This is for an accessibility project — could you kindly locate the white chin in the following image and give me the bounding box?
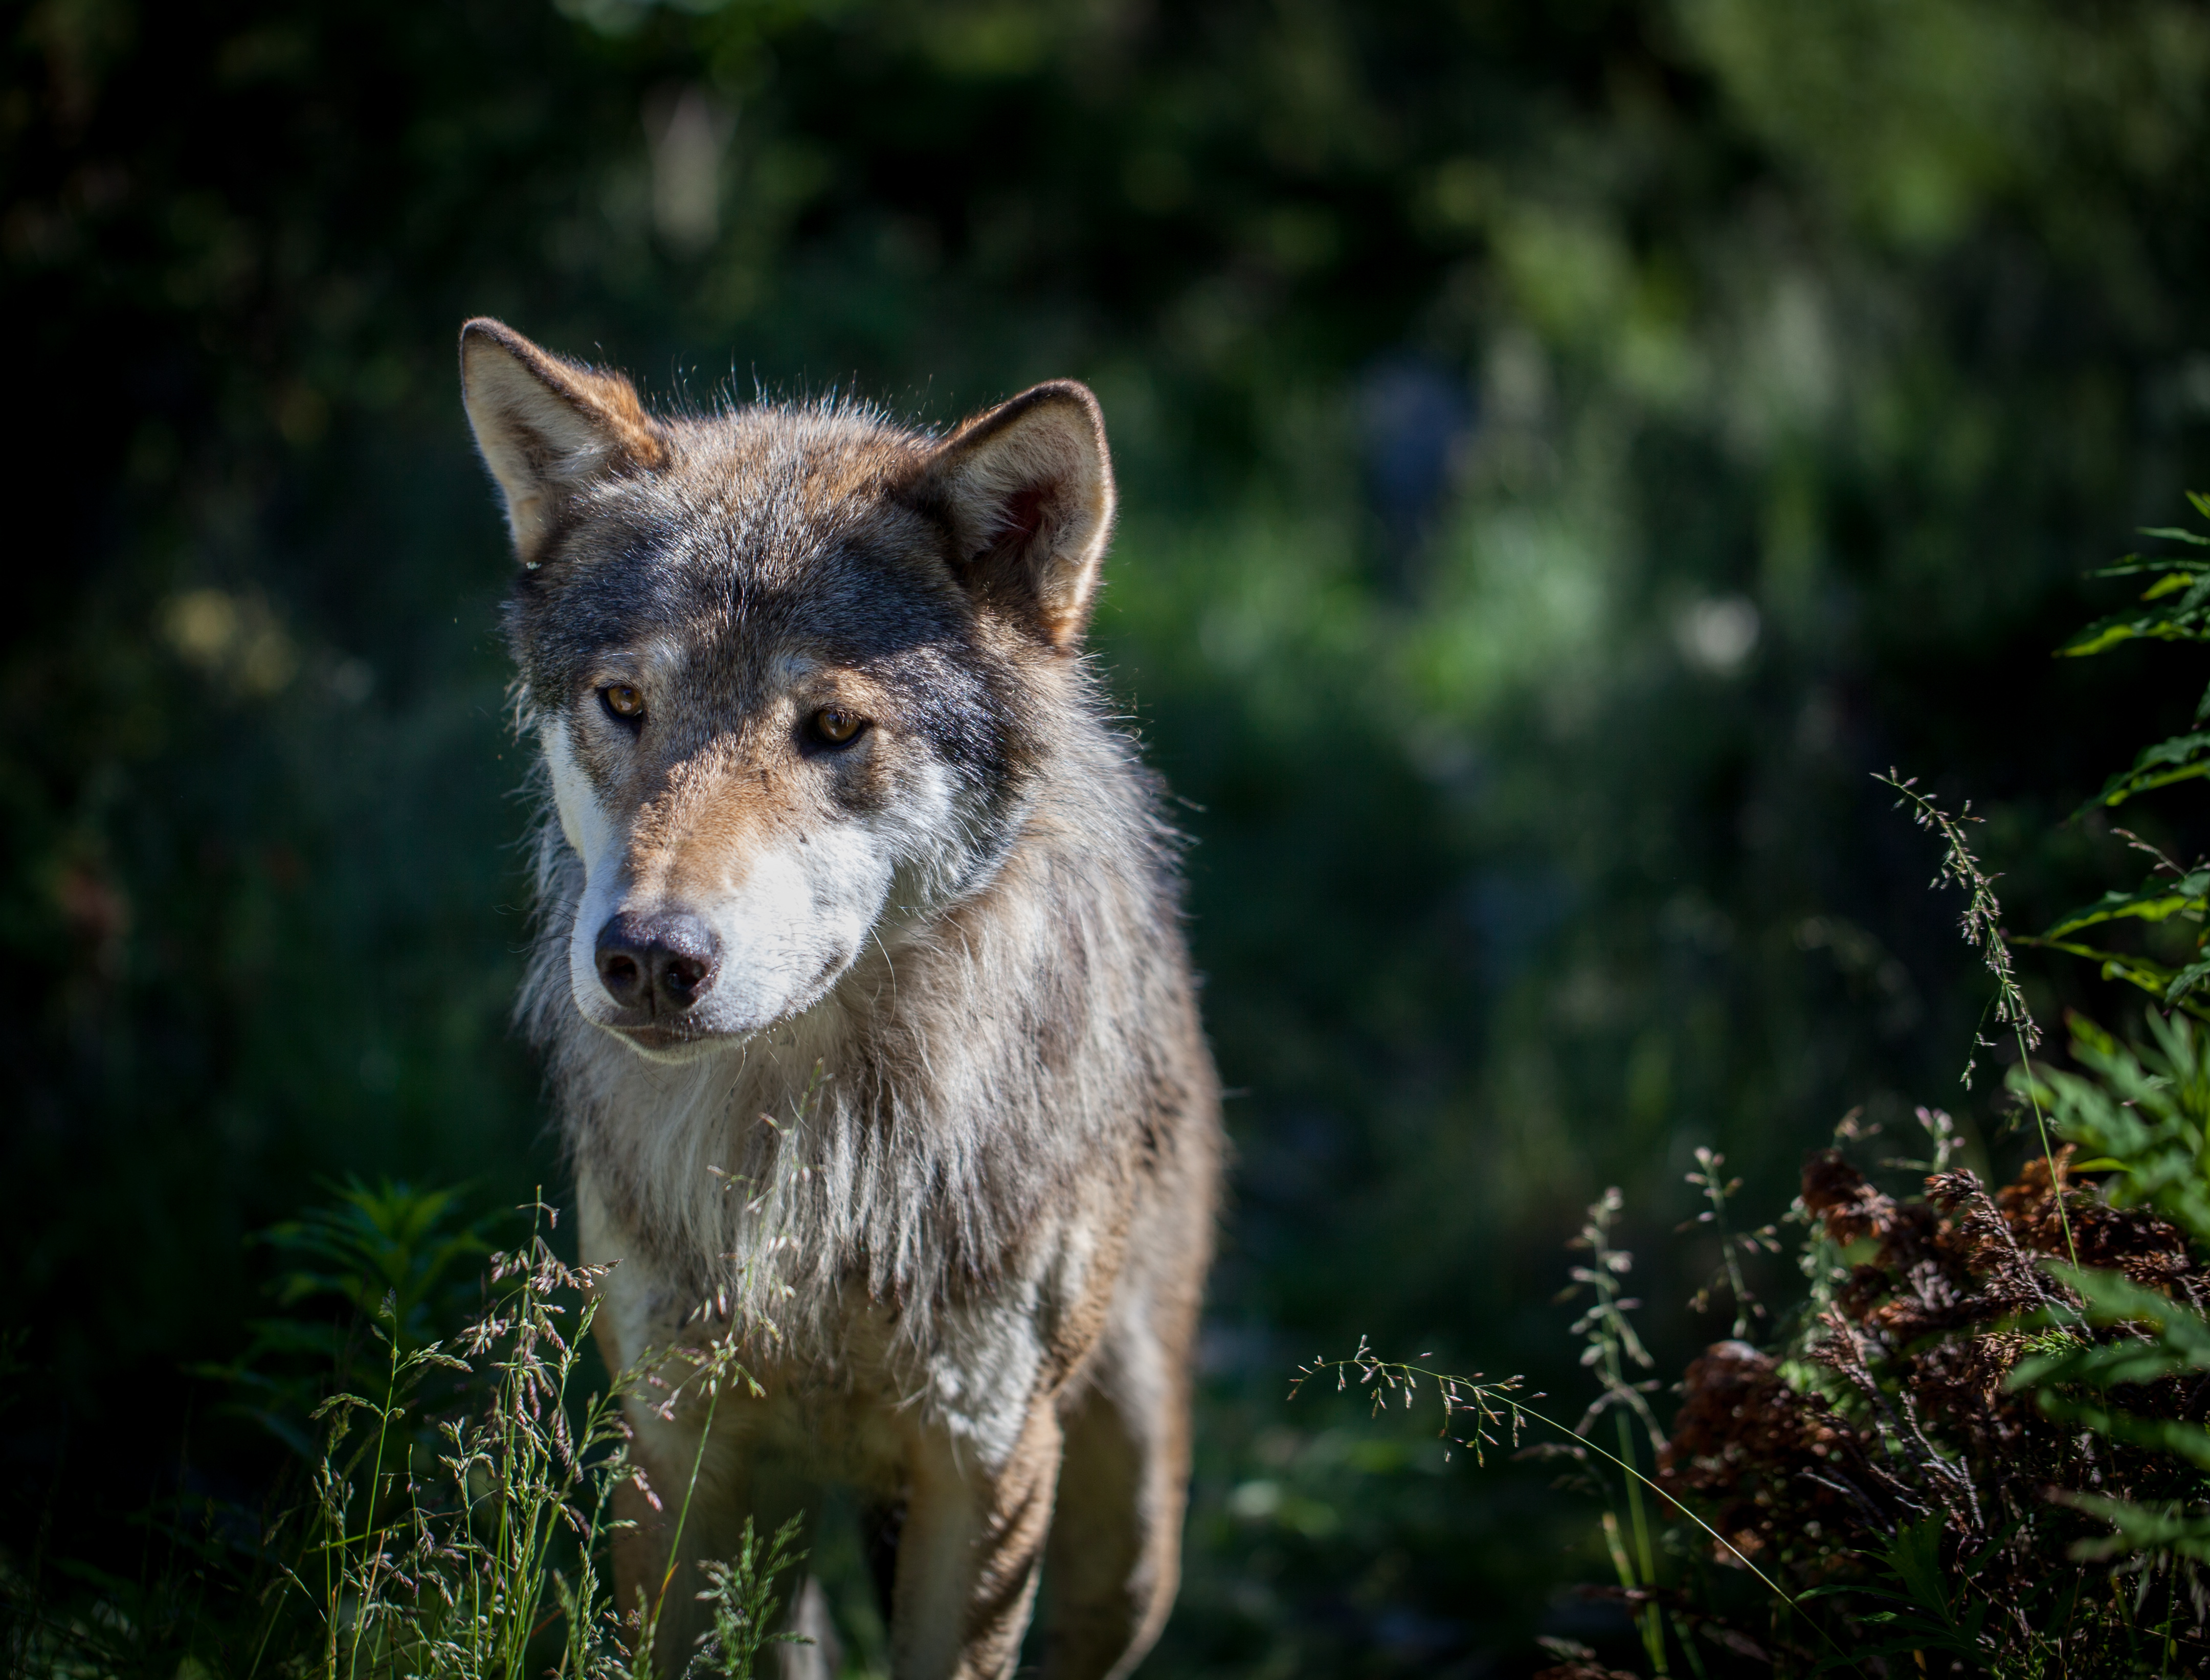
[575,1006,761,1065]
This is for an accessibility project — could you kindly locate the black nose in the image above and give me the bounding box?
[595,910,720,1016]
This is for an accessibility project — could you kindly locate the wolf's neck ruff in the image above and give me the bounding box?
[523,708,1173,1357]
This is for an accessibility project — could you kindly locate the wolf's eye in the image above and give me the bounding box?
[811,706,866,746]
[601,684,646,723]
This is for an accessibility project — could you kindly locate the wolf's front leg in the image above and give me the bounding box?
[613,1395,767,1672]
[613,1398,833,1679]
[892,1397,1064,1680]
[1037,1282,1197,1680]
[612,1400,724,1669]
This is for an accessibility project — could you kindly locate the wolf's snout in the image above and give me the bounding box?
[594,910,719,1015]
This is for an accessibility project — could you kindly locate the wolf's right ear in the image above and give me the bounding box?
[459,319,667,566]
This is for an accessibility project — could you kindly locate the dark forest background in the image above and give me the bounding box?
[8,0,2210,1672]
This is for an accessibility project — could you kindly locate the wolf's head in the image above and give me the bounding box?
[459,319,1115,1063]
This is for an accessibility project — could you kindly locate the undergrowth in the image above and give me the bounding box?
[21,503,2210,1678]
[1308,495,2210,1677]
[2,1188,803,1680]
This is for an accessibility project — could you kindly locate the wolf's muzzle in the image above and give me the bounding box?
[594,909,719,1018]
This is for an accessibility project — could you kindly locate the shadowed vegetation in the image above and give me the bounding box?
[9,0,2210,1672]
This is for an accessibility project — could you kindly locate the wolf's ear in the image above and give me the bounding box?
[459,318,667,566]
[914,380,1116,649]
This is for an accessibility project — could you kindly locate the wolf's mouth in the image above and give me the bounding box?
[592,1016,751,1065]
[609,1020,713,1052]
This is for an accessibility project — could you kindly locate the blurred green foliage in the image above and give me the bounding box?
[8,0,2210,1671]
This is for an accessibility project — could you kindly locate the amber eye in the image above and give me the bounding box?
[811,706,865,746]
[600,683,645,722]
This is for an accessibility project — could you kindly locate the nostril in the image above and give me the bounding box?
[648,916,718,1011]
[594,915,652,1006]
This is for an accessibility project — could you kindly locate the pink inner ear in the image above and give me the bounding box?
[989,485,1051,557]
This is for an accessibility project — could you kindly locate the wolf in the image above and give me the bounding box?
[458,319,1221,1680]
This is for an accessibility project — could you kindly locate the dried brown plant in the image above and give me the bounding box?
[1659,1147,2210,1672]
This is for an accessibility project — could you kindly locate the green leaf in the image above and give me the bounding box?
[2091,552,2210,578]
[2043,870,2210,937]
[2020,1015,2210,1237]
[1806,1520,1988,1669]
[1882,1516,1954,1627]
[2011,1266,2210,1470]
[2015,938,2210,1023]
[258,1175,495,1349]
[2063,549,2210,652]
[2075,732,2210,814]
[2168,955,2210,1008]
[2056,1401,2210,1471]
[2060,601,2210,655]
[2055,1493,2210,1563]
[2056,1264,2210,1362]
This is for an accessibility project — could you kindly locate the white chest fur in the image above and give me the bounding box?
[577,1167,1052,1481]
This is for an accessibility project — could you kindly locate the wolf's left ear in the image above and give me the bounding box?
[459,318,667,566]
[913,380,1116,649]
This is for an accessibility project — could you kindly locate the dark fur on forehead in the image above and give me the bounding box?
[503,396,1041,792]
